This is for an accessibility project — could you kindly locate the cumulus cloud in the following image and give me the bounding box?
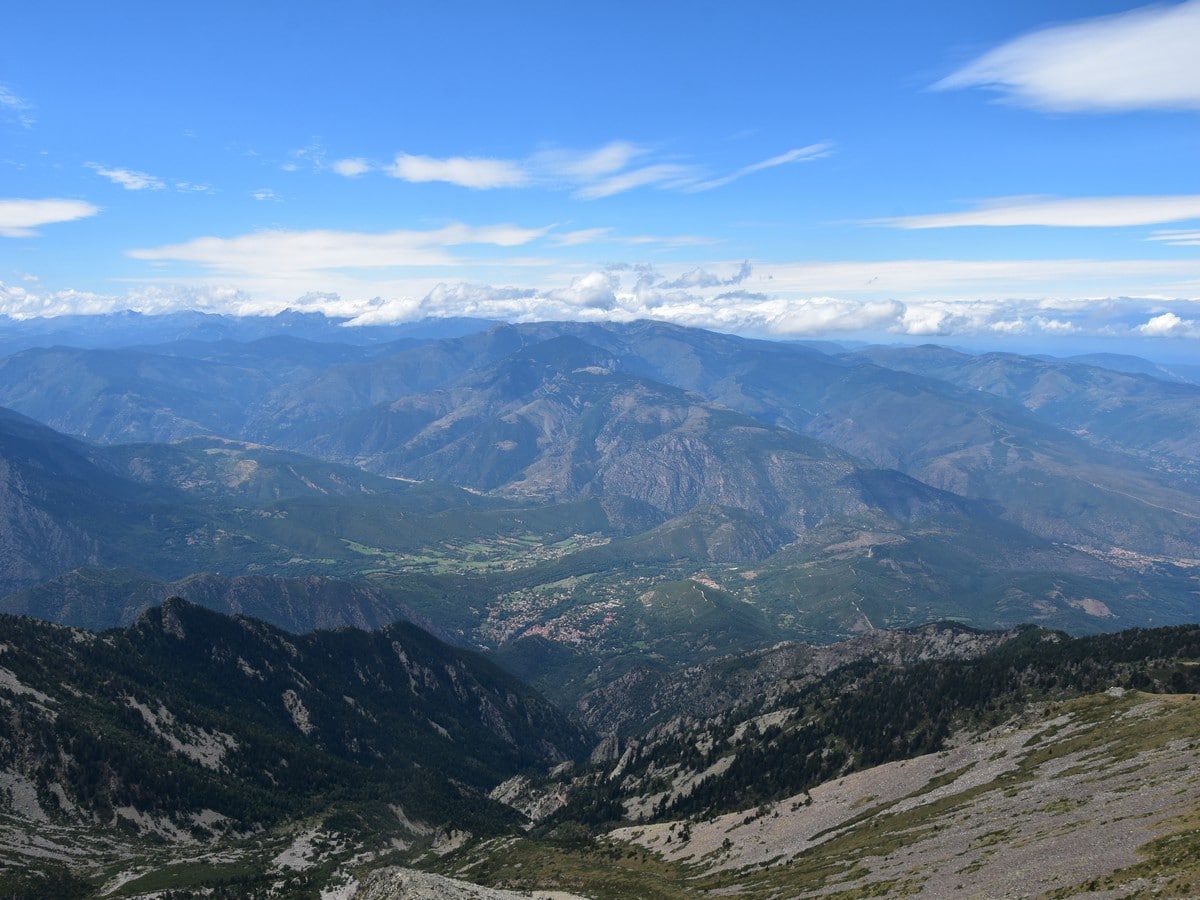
[127,222,553,274]
[547,271,620,310]
[0,280,258,319]
[345,264,911,336]
[0,282,113,317]
[87,164,165,191]
[0,198,100,237]
[0,84,34,128]
[387,153,529,189]
[769,298,905,335]
[935,0,1200,112]
[1138,311,1200,337]
[12,256,1200,347]
[877,195,1200,229]
[661,261,751,289]
[644,262,1199,341]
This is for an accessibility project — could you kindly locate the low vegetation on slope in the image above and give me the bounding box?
[438,689,1200,898]
[0,599,588,898]
[4,612,1199,898]
[539,624,1200,832]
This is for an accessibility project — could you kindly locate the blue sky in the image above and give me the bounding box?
[2,1,1199,352]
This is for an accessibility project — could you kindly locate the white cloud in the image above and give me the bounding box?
[87,164,165,191]
[174,181,214,194]
[1138,311,1200,337]
[575,163,696,200]
[547,271,620,310]
[661,261,751,289]
[536,141,645,180]
[625,233,719,247]
[127,222,552,274]
[551,227,613,247]
[0,281,263,318]
[332,157,371,177]
[357,139,829,198]
[0,84,34,128]
[877,195,1200,229]
[252,188,280,202]
[936,0,1200,112]
[386,153,529,189]
[1149,228,1200,246]
[761,257,1200,301]
[689,143,834,191]
[14,254,1200,346]
[0,198,100,237]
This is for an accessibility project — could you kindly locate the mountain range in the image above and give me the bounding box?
[1,313,1198,896]
[0,317,1196,646]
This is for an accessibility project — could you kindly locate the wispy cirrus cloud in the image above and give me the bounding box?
[548,227,717,248]
[87,164,166,191]
[127,222,553,274]
[550,227,614,247]
[88,164,214,194]
[935,0,1200,112]
[1149,228,1200,246]
[687,143,833,192]
[536,141,643,181]
[573,162,696,199]
[282,142,326,172]
[0,198,100,237]
[0,85,34,128]
[760,257,1200,301]
[362,140,830,198]
[386,153,529,189]
[875,195,1200,229]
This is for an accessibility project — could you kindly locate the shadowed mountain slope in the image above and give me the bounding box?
[0,599,590,849]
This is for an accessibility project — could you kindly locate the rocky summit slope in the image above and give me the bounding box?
[3,613,1199,897]
[609,689,1200,897]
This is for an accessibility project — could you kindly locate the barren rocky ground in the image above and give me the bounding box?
[610,689,1200,897]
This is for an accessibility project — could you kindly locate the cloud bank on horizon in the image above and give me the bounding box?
[1,1,1198,349]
